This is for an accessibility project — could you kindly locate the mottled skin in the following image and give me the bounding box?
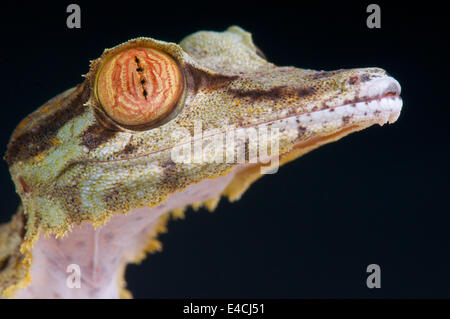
[0,26,402,298]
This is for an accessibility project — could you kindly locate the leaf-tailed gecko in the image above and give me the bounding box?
[0,26,402,298]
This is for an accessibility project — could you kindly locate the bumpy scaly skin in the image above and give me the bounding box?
[0,26,402,298]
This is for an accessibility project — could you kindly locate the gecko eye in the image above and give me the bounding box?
[95,47,183,127]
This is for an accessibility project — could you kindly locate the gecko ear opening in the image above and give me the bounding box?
[94,47,184,128]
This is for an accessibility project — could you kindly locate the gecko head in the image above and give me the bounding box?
[5,26,402,234]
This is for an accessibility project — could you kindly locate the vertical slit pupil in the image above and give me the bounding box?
[134,56,147,99]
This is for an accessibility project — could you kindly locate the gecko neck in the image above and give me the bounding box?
[13,169,242,298]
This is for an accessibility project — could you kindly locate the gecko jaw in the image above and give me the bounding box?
[80,76,402,167]
[274,76,402,163]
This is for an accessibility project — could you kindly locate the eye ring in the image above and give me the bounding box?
[95,46,184,129]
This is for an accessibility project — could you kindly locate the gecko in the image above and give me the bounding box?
[0,26,402,298]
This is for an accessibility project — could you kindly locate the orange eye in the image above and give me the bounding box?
[96,47,183,126]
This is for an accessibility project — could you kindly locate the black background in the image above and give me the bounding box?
[0,1,449,298]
